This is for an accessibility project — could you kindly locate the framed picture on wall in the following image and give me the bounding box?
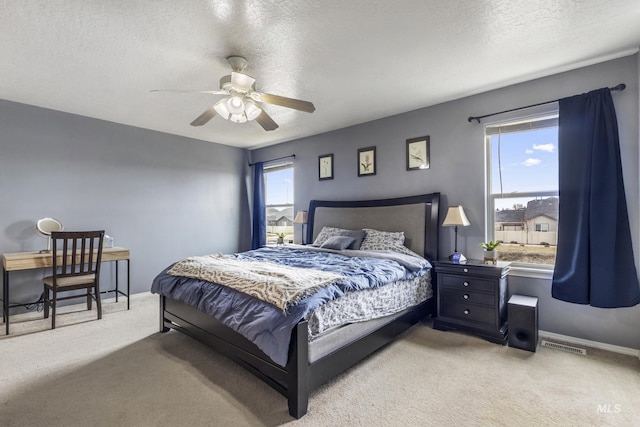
[358,146,376,177]
[406,136,430,170]
[318,153,334,180]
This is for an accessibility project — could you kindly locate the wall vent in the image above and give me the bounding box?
[541,340,587,355]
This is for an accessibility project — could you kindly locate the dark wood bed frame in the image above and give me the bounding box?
[159,193,440,418]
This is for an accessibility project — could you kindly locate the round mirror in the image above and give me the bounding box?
[35,218,64,252]
[36,217,64,237]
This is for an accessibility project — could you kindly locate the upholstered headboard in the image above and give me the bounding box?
[306,193,440,261]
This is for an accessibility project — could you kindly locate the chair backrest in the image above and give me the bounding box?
[51,230,105,280]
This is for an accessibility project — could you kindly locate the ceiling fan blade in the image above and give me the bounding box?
[255,110,279,131]
[190,106,217,126]
[258,93,316,113]
[150,89,228,95]
[231,72,256,90]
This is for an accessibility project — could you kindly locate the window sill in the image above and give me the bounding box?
[508,264,554,280]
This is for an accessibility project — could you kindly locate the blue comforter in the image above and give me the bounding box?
[151,246,430,367]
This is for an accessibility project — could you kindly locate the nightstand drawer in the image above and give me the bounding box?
[440,301,495,325]
[440,274,495,293]
[440,287,495,307]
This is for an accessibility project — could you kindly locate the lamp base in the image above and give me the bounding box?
[449,252,467,263]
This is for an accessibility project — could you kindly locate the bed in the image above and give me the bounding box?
[152,192,440,418]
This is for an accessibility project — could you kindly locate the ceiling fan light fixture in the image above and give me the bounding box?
[229,113,248,123]
[244,100,262,121]
[214,96,260,124]
[227,96,245,115]
[213,98,231,119]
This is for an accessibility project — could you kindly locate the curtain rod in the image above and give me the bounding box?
[248,154,295,166]
[467,83,626,124]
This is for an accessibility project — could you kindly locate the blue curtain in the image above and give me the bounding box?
[251,162,266,250]
[552,88,640,308]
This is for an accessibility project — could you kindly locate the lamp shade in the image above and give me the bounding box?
[244,100,262,120]
[213,98,231,119]
[442,206,471,227]
[227,96,245,115]
[294,211,308,224]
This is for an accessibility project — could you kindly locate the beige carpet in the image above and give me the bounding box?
[1,292,638,427]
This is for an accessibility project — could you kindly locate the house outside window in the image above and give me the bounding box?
[485,111,559,267]
[264,162,294,244]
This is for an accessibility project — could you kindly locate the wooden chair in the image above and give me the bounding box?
[43,230,105,329]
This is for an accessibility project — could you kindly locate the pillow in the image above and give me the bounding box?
[320,236,356,250]
[360,228,405,251]
[312,226,366,249]
[337,229,366,250]
[312,226,345,247]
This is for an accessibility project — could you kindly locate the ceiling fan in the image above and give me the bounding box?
[152,56,315,131]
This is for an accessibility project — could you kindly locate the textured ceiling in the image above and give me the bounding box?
[1,0,639,149]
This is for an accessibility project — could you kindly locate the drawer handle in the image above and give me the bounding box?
[463,281,469,287]
[463,268,468,273]
[464,309,470,315]
[463,294,469,300]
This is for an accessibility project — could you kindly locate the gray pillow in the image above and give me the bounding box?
[320,236,356,250]
[337,229,366,250]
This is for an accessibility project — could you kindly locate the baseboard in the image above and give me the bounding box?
[539,330,640,360]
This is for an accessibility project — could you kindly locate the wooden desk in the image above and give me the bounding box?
[2,247,130,335]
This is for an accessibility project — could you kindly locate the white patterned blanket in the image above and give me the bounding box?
[167,254,345,313]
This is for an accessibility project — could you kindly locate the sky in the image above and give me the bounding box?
[265,167,293,206]
[490,126,558,210]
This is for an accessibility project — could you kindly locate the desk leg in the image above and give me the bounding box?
[127,259,130,310]
[115,260,119,303]
[3,268,9,335]
[111,259,130,309]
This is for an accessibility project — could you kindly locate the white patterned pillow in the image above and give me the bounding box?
[360,228,405,251]
[312,226,345,247]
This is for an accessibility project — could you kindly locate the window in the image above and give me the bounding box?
[264,162,294,244]
[485,113,559,267]
[535,223,549,232]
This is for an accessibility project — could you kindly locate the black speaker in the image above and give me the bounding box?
[508,295,539,352]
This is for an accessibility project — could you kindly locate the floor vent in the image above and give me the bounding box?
[541,340,587,355]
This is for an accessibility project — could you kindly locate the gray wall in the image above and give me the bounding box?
[251,54,640,350]
[1,100,250,306]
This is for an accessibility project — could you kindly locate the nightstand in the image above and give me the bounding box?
[433,259,510,344]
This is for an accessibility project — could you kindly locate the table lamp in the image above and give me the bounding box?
[293,210,308,244]
[442,206,471,262]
